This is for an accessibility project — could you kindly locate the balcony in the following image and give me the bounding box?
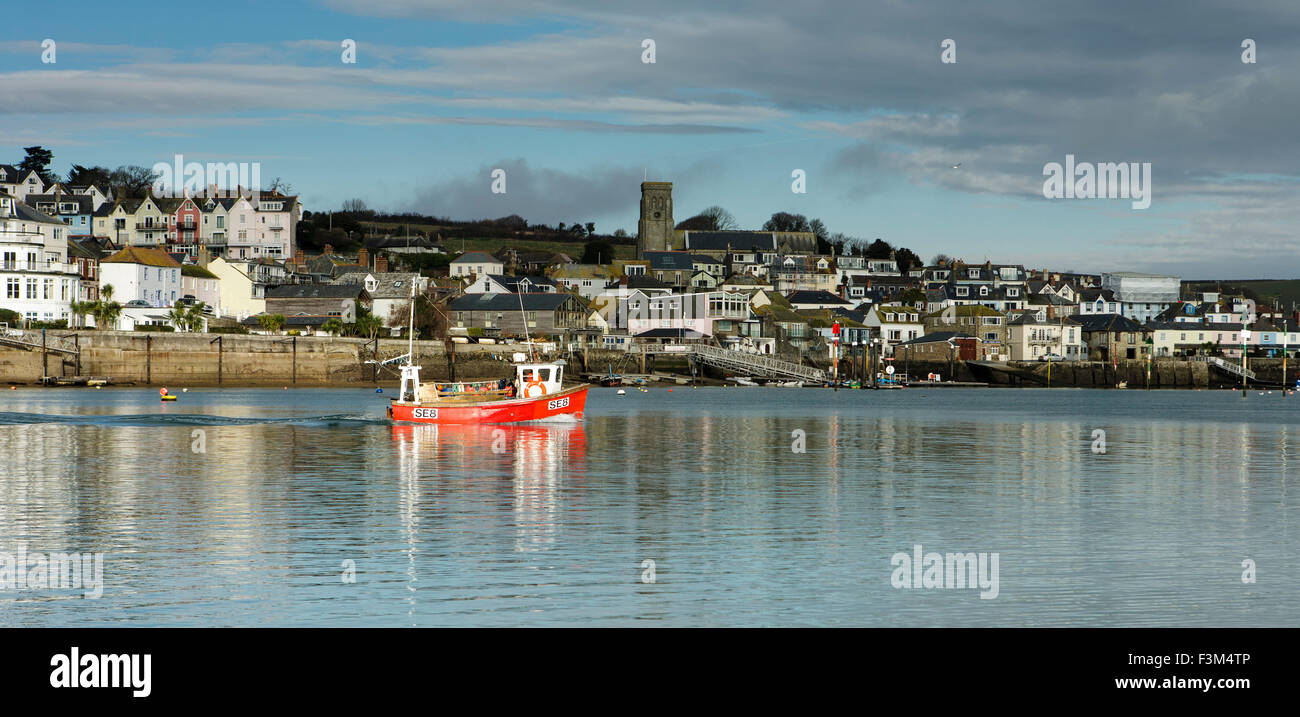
[0,230,45,245]
[135,223,164,231]
[0,260,78,275]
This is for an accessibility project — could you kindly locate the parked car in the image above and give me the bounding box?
[1038,353,1065,362]
[125,300,150,307]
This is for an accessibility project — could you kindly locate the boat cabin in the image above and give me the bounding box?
[515,362,564,398]
[397,358,567,405]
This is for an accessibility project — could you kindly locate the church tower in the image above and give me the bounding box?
[637,181,674,257]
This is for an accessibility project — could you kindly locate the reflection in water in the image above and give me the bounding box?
[0,387,1297,626]
[390,423,587,557]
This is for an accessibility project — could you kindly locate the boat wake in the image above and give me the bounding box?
[0,412,389,428]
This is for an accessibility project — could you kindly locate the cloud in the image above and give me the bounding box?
[406,159,645,226]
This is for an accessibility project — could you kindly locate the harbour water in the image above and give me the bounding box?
[1,386,1296,626]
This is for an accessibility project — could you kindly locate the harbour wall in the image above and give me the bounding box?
[0,331,577,386]
[3,331,1293,389]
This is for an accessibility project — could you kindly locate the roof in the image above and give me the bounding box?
[1071,313,1148,333]
[25,193,95,214]
[924,304,1003,319]
[451,251,500,264]
[266,284,368,299]
[448,293,577,312]
[785,290,850,305]
[65,238,106,261]
[101,246,181,267]
[643,250,695,271]
[550,263,606,279]
[1007,312,1079,325]
[181,264,219,279]
[10,202,65,225]
[334,272,423,298]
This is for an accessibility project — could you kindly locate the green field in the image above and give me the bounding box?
[369,222,636,261]
[1185,279,1300,308]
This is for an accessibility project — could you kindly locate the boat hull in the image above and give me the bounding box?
[387,384,589,424]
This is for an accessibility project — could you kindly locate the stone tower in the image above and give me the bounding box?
[637,181,674,257]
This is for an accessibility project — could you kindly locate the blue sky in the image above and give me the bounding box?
[4,0,1299,278]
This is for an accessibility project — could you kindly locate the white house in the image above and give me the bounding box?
[0,165,47,201]
[98,246,183,308]
[0,191,79,324]
[864,302,925,354]
[450,251,504,278]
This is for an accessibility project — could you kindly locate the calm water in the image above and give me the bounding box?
[1,385,1296,626]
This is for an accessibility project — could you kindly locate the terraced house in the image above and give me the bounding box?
[449,292,586,339]
[923,305,1009,359]
[0,190,78,324]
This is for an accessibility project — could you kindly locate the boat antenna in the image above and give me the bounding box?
[518,288,536,361]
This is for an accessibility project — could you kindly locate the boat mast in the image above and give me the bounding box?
[517,289,535,362]
[407,280,416,364]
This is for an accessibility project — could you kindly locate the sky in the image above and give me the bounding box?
[3,0,1298,279]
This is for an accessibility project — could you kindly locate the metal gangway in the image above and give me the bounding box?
[636,343,828,382]
[0,326,82,357]
[1192,355,1256,380]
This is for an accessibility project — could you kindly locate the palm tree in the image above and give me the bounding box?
[70,300,94,329]
[169,305,189,331]
[321,318,343,336]
[184,302,207,332]
[90,284,122,330]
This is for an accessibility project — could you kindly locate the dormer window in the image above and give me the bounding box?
[956,286,968,297]
[979,286,989,296]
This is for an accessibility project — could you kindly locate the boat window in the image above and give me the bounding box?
[538,368,551,382]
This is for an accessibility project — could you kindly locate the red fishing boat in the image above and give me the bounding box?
[385,285,590,424]
[387,357,589,424]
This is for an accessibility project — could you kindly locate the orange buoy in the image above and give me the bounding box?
[160,387,168,396]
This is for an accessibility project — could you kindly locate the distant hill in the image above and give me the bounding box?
[1182,279,1300,308]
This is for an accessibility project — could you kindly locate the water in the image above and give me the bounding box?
[1,386,1296,626]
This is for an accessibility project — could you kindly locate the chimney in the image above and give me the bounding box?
[358,247,370,269]
[294,248,304,266]
[197,244,209,268]
[324,243,333,256]
[375,254,389,273]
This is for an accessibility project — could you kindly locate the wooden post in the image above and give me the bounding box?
[292,336,297,384]
[74,333,80,377]
[41,329,47,382]
[217,336,222,385]
[146,334,152,384]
